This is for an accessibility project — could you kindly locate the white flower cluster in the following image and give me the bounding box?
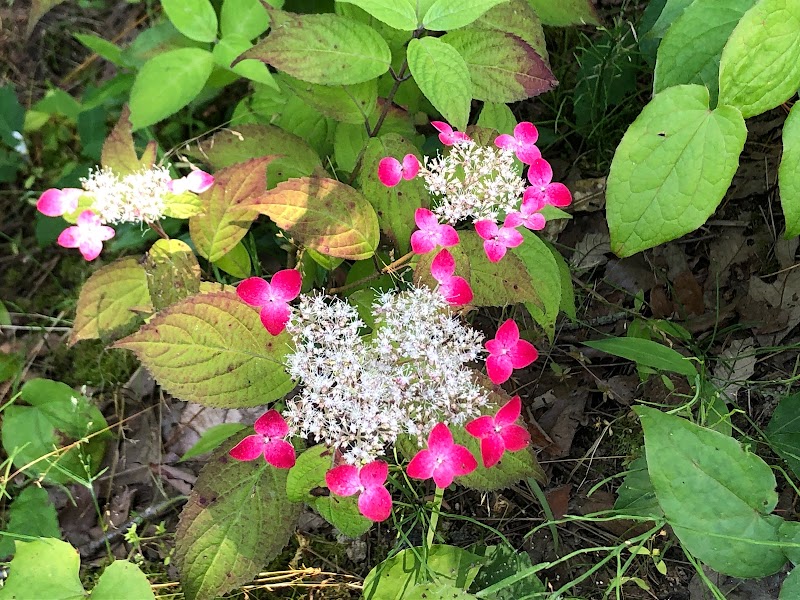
[283,286,487,464]
[81,165,172,224]
[421,141,527,224]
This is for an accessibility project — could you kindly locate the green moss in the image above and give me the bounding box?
[48,339,137,389]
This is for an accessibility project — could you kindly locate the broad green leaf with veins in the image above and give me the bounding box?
[161,0,218,43]
[780,102,800,238]
[0,539,84,600]
[336,0,418,30]
[525,0,600,26]
[422,0,509,31]
[606,85,746,257]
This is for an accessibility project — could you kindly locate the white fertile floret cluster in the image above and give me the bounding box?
[422,140,526,224]
[81,165,172,224]
[283,287,487,464]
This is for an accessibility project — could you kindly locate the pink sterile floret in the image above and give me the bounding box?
[377,154,420,187]
[430,249,473,306]
[517,194,546,231]
[326,460,392,522]
[57,210,115,261]
[431,121,471,146]
[168,169,215,194]
[524,158,571,208]
[485,319,539,385]
[229,409,296,469]
[410,208,459,254]
[237,269,302,336]
[465,395,531,468]
[37,188,82,217]
[495,122,541,165]
[474,213,524,263]
[407,423,477,488]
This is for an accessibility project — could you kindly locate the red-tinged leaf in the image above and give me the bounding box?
[101,106,157,176]
[442,30,556,103]
[175,437,302,600]
[114,291,295,407]
[469,0,549,63]
[71,258,152,345]
[246,177,380,260]
[144,239,201,311]
[189,157,276,262]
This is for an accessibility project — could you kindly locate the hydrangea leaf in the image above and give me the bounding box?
[213,240,252,278]
[780,102,800,238]
[334,123,368,173]
[0,487,61,558]
[719,0,800,118]
[246,177,380,260]
[360,134,426,253]
[0,539,84,600]
[781,568,800,600]
[161,0,218,43]
[175,438,302,600]
[220,0,270,40]
[636,406,786,578]
[654,0,755,103]
[406,584,477,599]
[606,84,746,257]
[442,30,555,103]
[144,239,201,311]
[179,423,247,462]
[336,0,418,30]
[422,0,508,31]
[213,36,279,88]
[162,191,204,218]
[276,73,377,125]
[513,230,562,339]
[407,37,472,131]
[92,561,155,600]
[765,393,800,478]
[477,102,517,136]
[239,12,391,85]
[525,0,600,26]
[469,0,548,63]
[190,157,275,262]
[101,106,156,176]
[114,291,295,407]
[71,257,152,345]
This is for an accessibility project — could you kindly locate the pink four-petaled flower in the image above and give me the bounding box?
[474,213,524,263]
[485,319,539,385]
[406,423,477,488]
[524,158,571,208]
[57,210,115,261]
[430,249,473,306]
[37,188,82,217]
[495,122,541,165]
[465,396,531,468]
[168,169,215,194]
[326,460,393,522]
[377,154,420,187]
[431,121,471,146]
[410,208,459,254]
[237,269,302,336]
[229,409,296,469]
[517,194,546,231]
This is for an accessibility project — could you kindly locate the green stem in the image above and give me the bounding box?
[426,485,445,550]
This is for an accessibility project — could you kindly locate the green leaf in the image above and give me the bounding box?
[0,539,84,600]
[363,545,484,599]
[114,291,295,407]
[765,392,800,478]
[524,0,600,26]
[220,0,270,40]
[719,0,800,118]
[584,337,697,377]
[612,455,663,519]
[781,567,800,600]
[406,584,477,599]
[144,239,201,311]
[606,84,746,257]
[549,240,576,320]
[161,0,218,43]
[277,73,377,124]
[175,439,302,600]
[163,191,204,218]
[101,106,156,177]
[70,258,152,345]
[122,21,206,68]
[781,101,800,238]
[0,85,25,148]
[190,157,274,262]
[270,94,334,158]
[0,487,61,557]
[240,12,391,85]
[636,406,786,578]
[0,352,22,383]
[477,102,516,135]
[2,379,108,484]
[406,37,471,131]
[336,0,418,30]
[654,0,755,103]
[442,30,555,103]
[179,423,247,461]
[514,230,562,339]
[246,177,380,260]
[423,0,509,31]
[360,134,426,253]
[469,544,545,599]
[213,36,279,88]
[214,240,252,278]
[129,48,214,130]
[334,123,368,172]
[469,0,548,63]
[74,33,123,66]
[92,561,155,600]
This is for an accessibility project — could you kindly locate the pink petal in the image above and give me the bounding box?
[497,228,523,248]
[438,225,459,247]
[494,134,516,151]
[359,460,389,488]
[474,220,498,241]
[37,188,80,217]
[516,144,541,165]
[185,170,214,193]
[546,182,572,208]
[527,158,553,186]
[521,213,546,231]
[500,424,531,452]
[401,154,420,179]
[263,439,296,469]
[57,226,81,249]
[485,339,504,356]
[358,486,392,521]
[79,238,104,261]
[439,276,472,305]
[260,302,291,336]
[514,122,539,145]
[430,249,456,282]
[415,208,439,231]
[270,269,302,302]
[522,187,546,209]
[483,239,507,263]
[98,226,115,241]
[432,464,457,489]
[486,354,513,385]
[446,444,478,478]
[495,396,522,426]
[427,423,454,454]
[480,435,506,468]
[411,230,437,254]
[504,213,523,229]
[494,319,520,348]
[378,157,403,187]
[465,415,495,439]
[254,409,290,438]
[326,465,361,497]
[509,339,538,369]
[77,210,101,227]
[237,277,271,307]
[229,435,266,461]
[452,131,471,144]
[407,449,436,480]
[431,121,453,135]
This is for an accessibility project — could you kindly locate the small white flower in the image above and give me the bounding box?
[81,165,172,224]
[12,131,27,156]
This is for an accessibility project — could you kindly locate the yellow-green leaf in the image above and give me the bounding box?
[101,106,157,176]
[145,239,201,311]
[162,191,204,219]
[214,241,252,278]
